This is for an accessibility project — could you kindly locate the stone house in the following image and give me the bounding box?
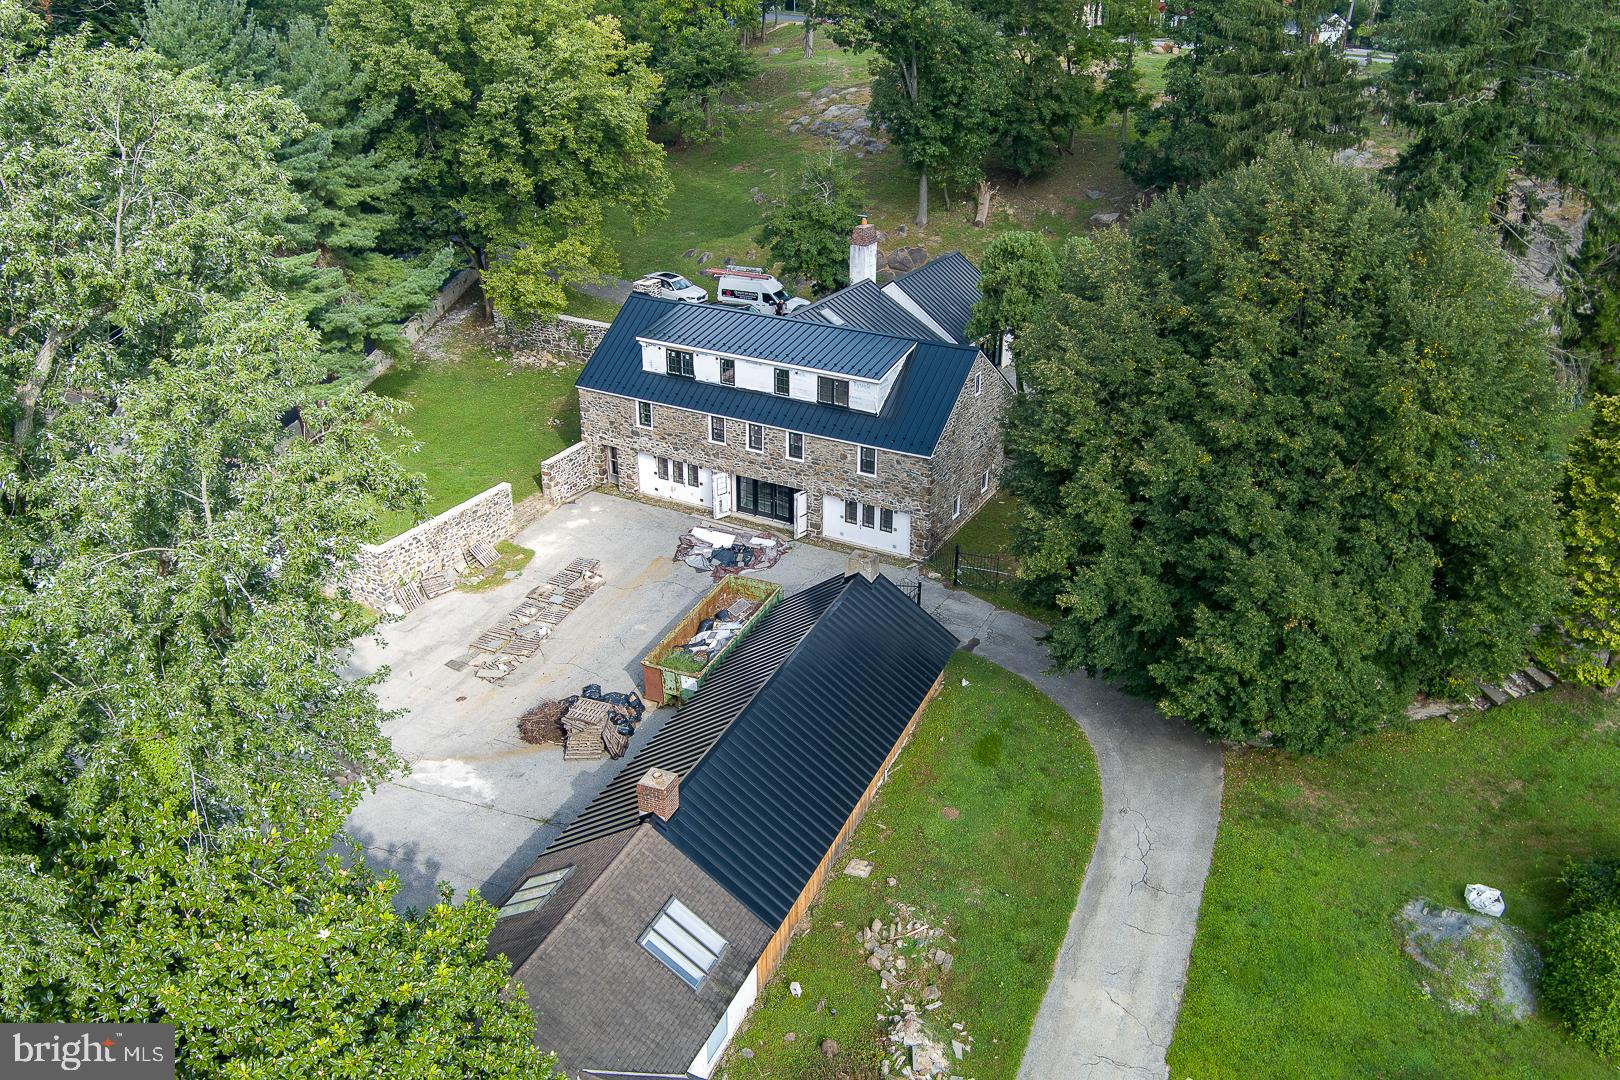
[573,226,1013,560]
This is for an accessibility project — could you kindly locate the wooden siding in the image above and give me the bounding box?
[753,670,946,986]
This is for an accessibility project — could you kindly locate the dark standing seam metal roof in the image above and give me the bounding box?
[655,573,959,925]
[792,279,946,342]
[889,251,983,344]
[576,294,979,457]
[544,575,850,857]
[640,303,911,380]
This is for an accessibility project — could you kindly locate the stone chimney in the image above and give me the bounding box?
[636,767,680,821]
[849,216,878,285]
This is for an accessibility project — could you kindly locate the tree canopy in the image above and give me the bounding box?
[329,0,670,324]
[1124,0,1366,189]
[965,229,1059,356]
[1006,147,1566,749]
[756,157,868,294]
[1543,394,1620,687]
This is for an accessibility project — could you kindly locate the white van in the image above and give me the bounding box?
[703,267,811,316]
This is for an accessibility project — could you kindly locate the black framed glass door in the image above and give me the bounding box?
[734,475,797,524]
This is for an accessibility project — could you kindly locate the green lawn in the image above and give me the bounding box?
[721,651,1101,1078]
[927,491,1059,624]
[604,30,1127,296]
[368,318,581,539]
[1169,688,1620,1078]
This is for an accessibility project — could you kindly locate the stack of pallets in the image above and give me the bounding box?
[561,697,615,761]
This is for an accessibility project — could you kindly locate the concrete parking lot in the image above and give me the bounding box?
[344,492,851,911]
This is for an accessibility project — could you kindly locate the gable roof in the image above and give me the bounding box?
[888,251,982,343]
[486,573,958,1077]
[792,279,945,341]
[576,294,979,457]
[641,302,911,380]
[656,572,959,924]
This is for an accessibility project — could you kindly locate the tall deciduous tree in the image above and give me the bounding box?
[329,0,670,324]
[652,12,760,143]
[1007,147,1566,749]
[756,157,868,293]
[965,230,1058,358]
[829,0,1006,226]
[1123,0,1367,189]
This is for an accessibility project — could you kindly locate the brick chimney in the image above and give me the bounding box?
[636,767,680,821]
[849,216,878,285]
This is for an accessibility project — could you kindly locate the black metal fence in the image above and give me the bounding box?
[896,579,923,605]
[952,545,1016,591]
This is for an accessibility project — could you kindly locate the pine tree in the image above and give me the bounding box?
[1123,0,1367,188]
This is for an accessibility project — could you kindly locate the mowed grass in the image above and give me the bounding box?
[1168,688,1620,1079]
[722,651,1101,1078]
[605,29,1128,294]
[369,318,581,539]
[927,491,1058,625]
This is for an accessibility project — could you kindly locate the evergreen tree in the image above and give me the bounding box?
[1123,0,1367,188]
[1007,146,1566,749]
[756,157,868,293]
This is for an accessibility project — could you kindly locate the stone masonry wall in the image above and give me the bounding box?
[539,440,602,507]
[578,388,940,559]
[496,314,611,367]
[359,268,480,388]
[925,354,1013,553]
[345,482,513,609]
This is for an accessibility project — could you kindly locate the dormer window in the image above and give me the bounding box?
[817,376,849,408]
[666,349,695,378]
[720,357,736,385]
[774,368,791,396]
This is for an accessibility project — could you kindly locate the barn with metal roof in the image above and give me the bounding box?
[488,573,958,1080]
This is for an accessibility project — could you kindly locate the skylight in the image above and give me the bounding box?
[496,866,571,919]
[640,897,726,988]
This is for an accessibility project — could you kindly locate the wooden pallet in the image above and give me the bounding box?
[394,580,426,612]
[468,541,500,569]
[472,627,515,653]
[563,557,599,574]
[506,630,547,658]
[420,571,454,599]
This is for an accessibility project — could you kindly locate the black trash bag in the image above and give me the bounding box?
[615,720,635,736]
[711,547,739,567]
[581,683,603,700]
[698,618,715,632]
[558,694,580,710]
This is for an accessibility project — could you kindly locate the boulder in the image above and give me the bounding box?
[1396,898,1540,1021]
[1089,211,1121,228]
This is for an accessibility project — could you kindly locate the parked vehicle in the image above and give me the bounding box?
[630,271,708,303]
[703,266,811,316]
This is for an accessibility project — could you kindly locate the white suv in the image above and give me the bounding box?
[631,272,708,304]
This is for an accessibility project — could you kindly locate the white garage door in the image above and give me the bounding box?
[820,495,910,557]
[637,452,710,509]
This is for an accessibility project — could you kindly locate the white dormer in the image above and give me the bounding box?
[637,336,910,416]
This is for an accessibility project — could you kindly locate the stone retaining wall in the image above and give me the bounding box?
[539,441,601,507]
[360,268,481,387]
[346,482,513,609]
[496,313,611,366]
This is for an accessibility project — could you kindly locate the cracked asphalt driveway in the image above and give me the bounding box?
[916,582,1223,1080]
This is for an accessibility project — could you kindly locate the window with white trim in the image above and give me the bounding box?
[720,357,736,385]
[666,349,695,378]
[636,400,652,428]
[880,507,895,533]
[774,368,791,396]
[497,866,571,919]
[980,469,990,493]
[656,457,669,481]
[709,415,726,444]
[973,372,983,396]
[857,446,876,476]
[641,897,726,989]
[704,1012,730,1062]
[786,431,803,460]
[687,462,700,486]
[953,495,962,519]
[747,424,764,452]
[862,503,876,529]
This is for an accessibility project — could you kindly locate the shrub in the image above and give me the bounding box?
[1543,908,1620,1055]
[1565,857,1620,916]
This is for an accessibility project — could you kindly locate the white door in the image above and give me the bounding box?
[793,490,809,538]
[712,473,732,519]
